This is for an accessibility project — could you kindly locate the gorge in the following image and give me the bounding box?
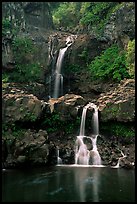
[2,2,135,170]
[2,2,135,202]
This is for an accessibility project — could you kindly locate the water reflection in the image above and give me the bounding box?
[74,167,88,201]
[92,168,100,202]
[117,168,135,198]
[73,167,101,202]
[2,167,135,202]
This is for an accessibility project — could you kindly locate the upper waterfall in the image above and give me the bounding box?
[52,35,77,98]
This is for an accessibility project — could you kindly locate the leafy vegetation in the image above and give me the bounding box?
[100,122,135,138]
[52,2,120,34]
[24,112,38,122]
[41,113,81,135]
[78,48,89,61]
[2,123,26,139]
[88,44,130,82]
[64,64,82,74]
[2,18,11,36]
[2,16,21,37]
[79,2,118,34]
[52,2,81,29]
[8,37,42,82]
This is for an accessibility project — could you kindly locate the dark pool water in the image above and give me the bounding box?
[2,165,135,202]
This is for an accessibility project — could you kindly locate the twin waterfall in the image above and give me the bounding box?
[75,103,102,166]
[56,102,102,166]
[56,102,126,167]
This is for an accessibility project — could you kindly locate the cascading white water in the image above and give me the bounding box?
[57,148,62,165]
[53,35,77,98]
[53,47,68,98]
[75,136,90,165]
[79,106,88,136]
[90,136,102,165]
[112,151,126,168]
[92,105,99,135]
[60,74,63,96]
[75,103,102,166]
[56,102,128,168]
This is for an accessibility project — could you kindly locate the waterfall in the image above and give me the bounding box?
[112,151,126,168]
[57,148,62,165]
[90,135,101,165]
[75,103,102,166]
[79,106,88,136]
[52,35,77,98]
[60,74,63,96]
[53,47,68,98]
[55,101,128,168]
[92,105,99,136]
[75,136,90,165]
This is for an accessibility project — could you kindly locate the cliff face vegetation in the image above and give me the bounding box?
[2,2,135,168]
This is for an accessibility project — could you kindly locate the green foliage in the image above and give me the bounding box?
[126,39,135,78]
[2,18,11,36]
[79,2,118,34]
[52,2,125,35]
[10,37,41,82]
[2,123,26,139]
[88,44,130,82]
[100,122,135,138]
[2,17,20,37]
[65,117,81,135]
[78,48,88,61]
[2,73,9,83]
[52,2,81,29]
[24,112,37,122]
[64,64,82,74]
[41,113,63,133]
[41,113,81,135]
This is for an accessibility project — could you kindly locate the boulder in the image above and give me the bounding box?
[48,94,87,121]
[2,92,49,123]
[97,79,135,122]
[4,129,49,167]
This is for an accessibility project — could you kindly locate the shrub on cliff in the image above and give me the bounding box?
[88,44,130,82]
[10,37,42,82]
